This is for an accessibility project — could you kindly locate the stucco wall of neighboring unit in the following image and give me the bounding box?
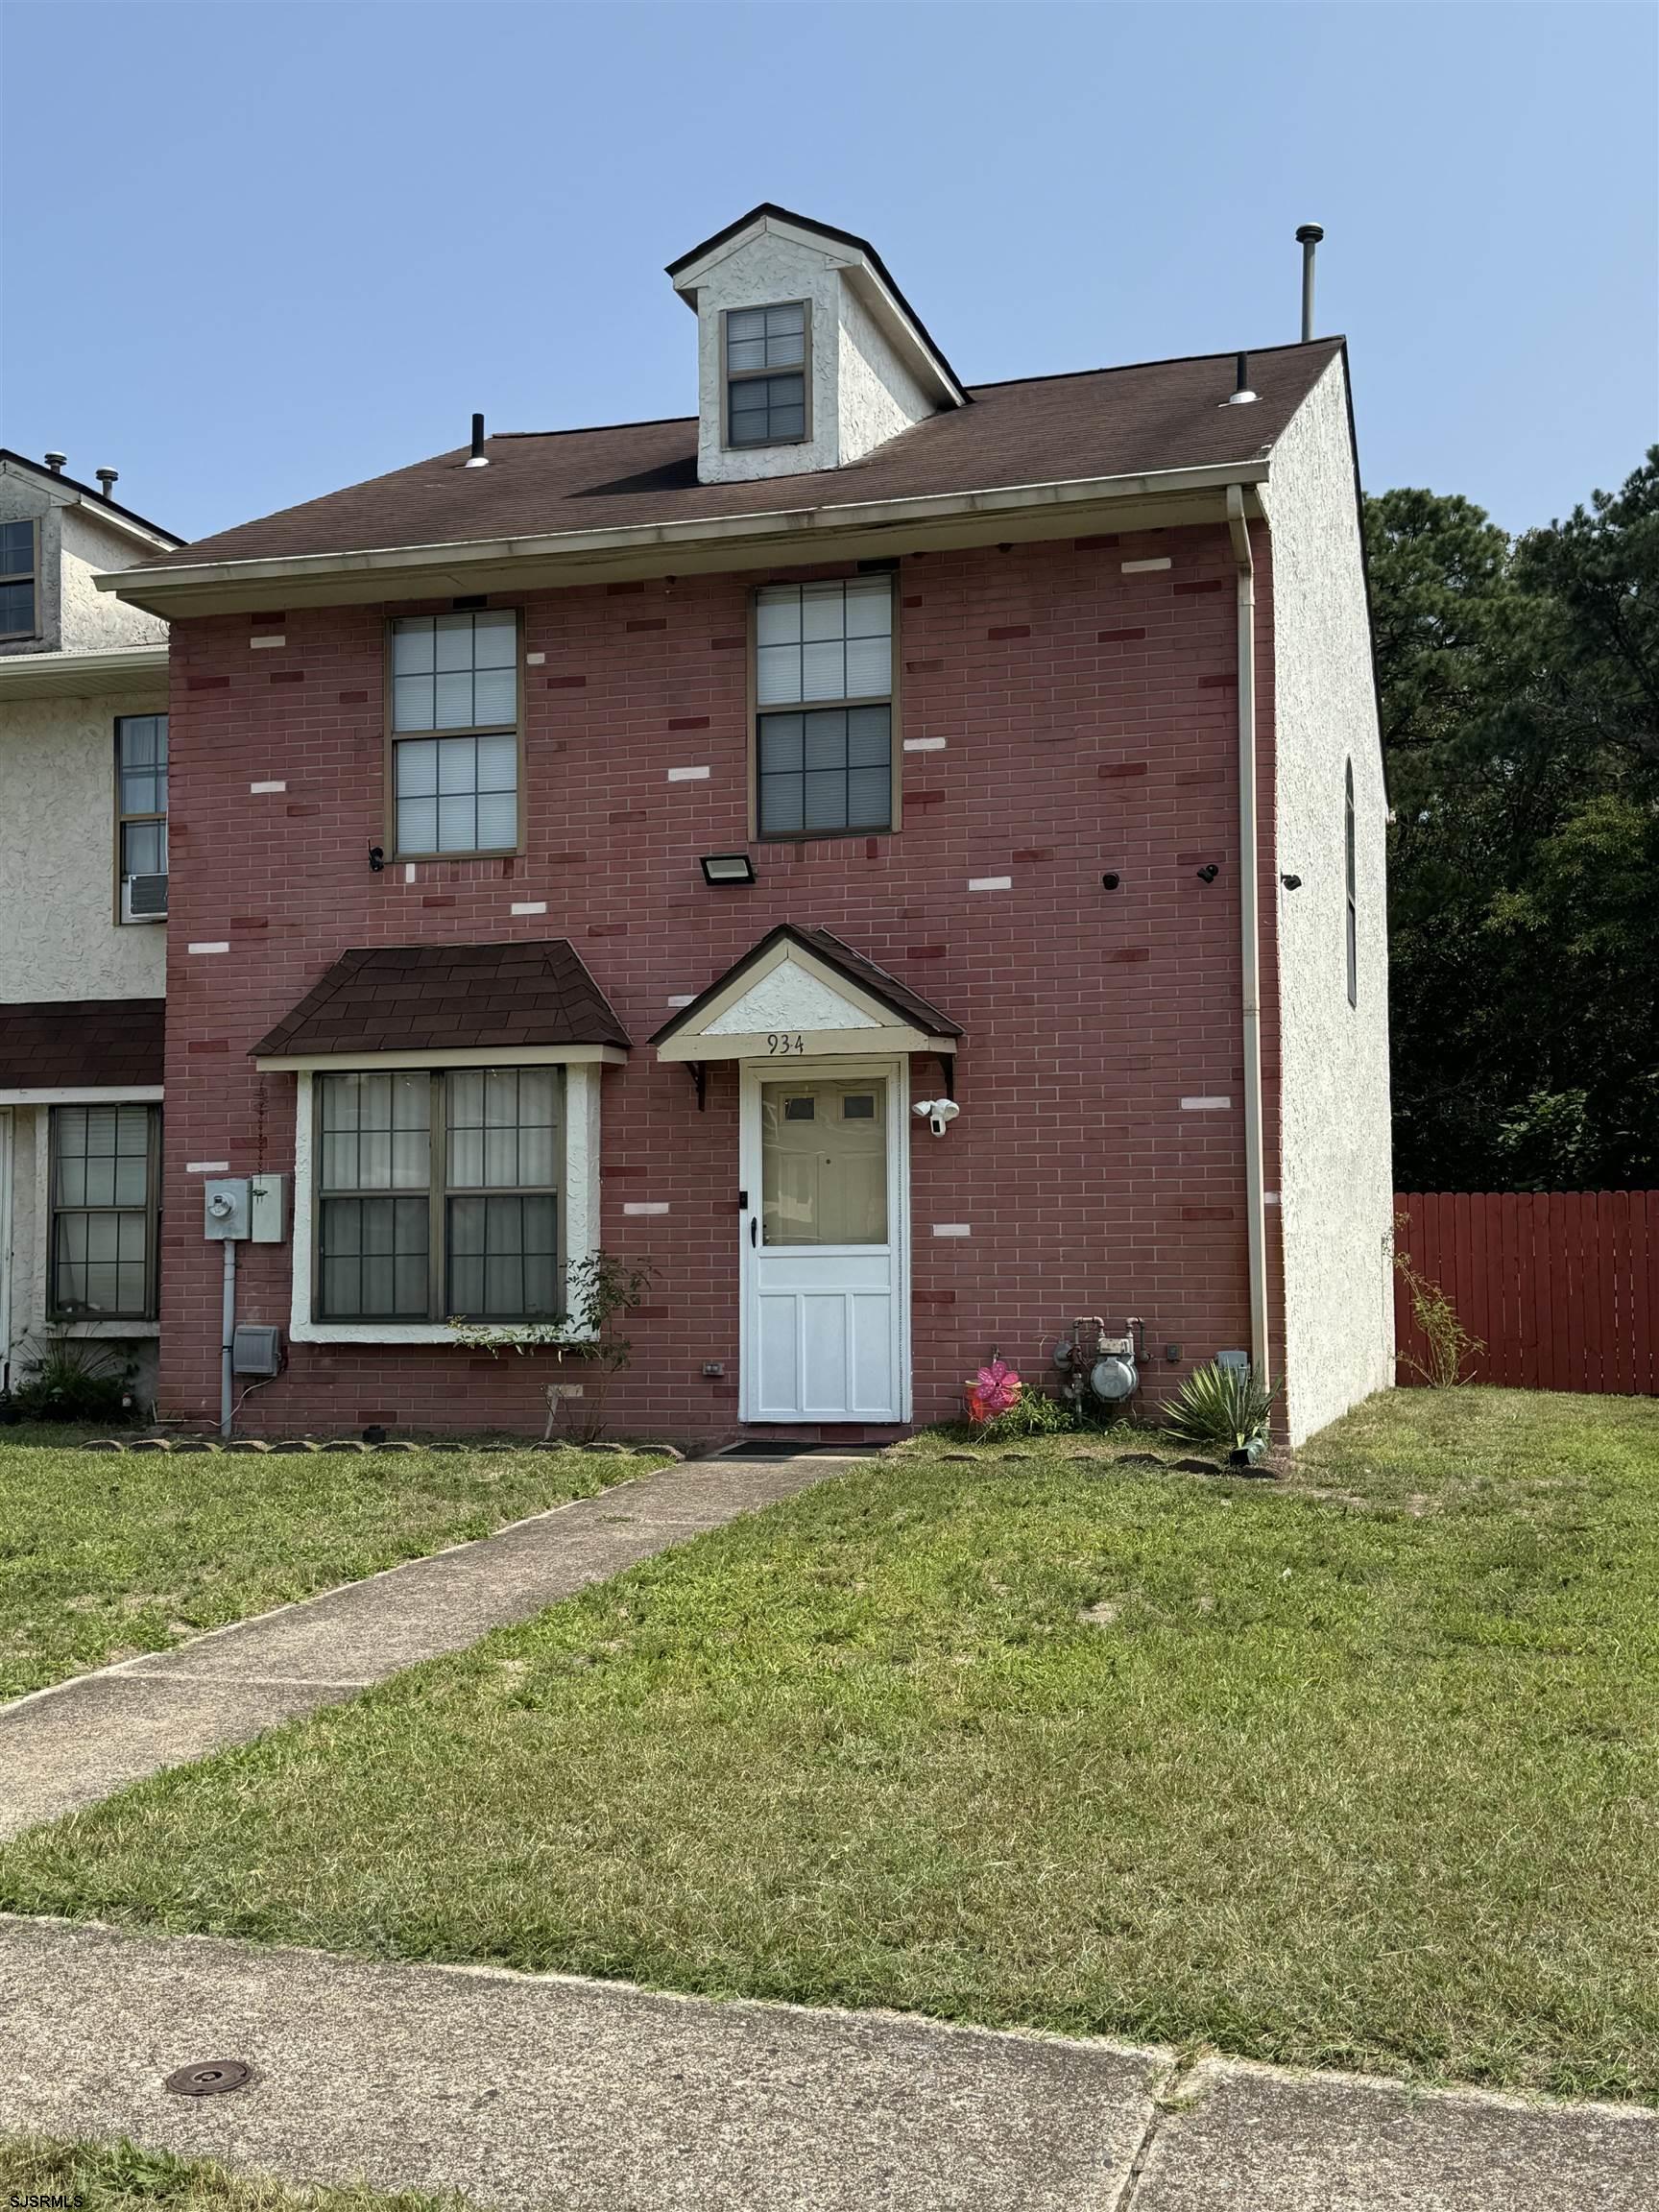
[0,686,167,1001]
[0,469,172,657]
[688,229,934,485]
[60,508,169,652]
[1262,354,1394,1444]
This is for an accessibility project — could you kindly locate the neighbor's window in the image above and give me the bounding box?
[725,302,807,446]
[389,610,518,856]
[755,578,894,837]
[116,714,169,921]
[1345,758,1358,1009]
[0,519,36,639]
[316,1067,563,1323]
[49,1103,161,1320]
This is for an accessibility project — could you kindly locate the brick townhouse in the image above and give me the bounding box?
[94,204,1392,1446]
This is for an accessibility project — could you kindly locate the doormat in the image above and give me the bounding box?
[718,1441,859,1459]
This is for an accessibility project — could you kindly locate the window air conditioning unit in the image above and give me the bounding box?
[122,873,169,922]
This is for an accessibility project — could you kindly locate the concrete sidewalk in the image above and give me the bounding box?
[0,1451,853,1840]
[2,1915,1653,2210]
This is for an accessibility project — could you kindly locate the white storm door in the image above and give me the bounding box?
[740,1061,908,1423]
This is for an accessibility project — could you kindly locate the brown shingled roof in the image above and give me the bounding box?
[251,943,631,1061]
[149,341,1342,570]
[650,926,961,1048]
[0,998,165,1090]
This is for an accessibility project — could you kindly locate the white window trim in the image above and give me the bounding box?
[287,1060,604,1345]
[26,1093,163,1340]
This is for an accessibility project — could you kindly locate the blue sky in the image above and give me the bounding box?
[2,2,1652,543]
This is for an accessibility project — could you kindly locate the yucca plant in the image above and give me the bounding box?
[1163,1359,1276,1458]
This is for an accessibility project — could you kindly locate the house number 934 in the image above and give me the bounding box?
[766,1033,805,1055]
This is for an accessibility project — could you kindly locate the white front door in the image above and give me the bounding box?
[739,1059,908,1424]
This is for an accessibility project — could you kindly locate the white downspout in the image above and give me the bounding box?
[1228,485,1269,1385]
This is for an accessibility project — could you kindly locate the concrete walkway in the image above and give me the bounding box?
[2,1915,1653,2210]
[0,1450,854,1839]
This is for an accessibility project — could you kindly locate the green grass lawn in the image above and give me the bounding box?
[0,1435,664,1699]
[0,2134,471,2210]
[2,1390,1656,2101]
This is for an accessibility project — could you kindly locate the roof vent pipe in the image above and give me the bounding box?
[43,452,65,474]
[1223,352,1259,406]
[1295,224,1324,343]
[465,412,489,469]
[96,468,119,499]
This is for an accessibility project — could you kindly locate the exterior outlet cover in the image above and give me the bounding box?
[232,1323,284,1377]
[1216,1349,1251,1377]
[204,1177,252,1239]
[250,1173,290,1244]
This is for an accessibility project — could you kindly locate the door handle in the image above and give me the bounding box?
[750,1216,757,1247]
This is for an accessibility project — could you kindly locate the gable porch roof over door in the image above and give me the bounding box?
[652,926,961,1064]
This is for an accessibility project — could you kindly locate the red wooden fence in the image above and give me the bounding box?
[1393,1192,1659,1396]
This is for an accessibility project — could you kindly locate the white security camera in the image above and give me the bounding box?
[911,1098,961,1139]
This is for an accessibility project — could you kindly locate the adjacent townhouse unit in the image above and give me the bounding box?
[93,205,1392,1447]
[0,451,182,1406]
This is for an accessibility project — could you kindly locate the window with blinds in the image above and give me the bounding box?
[315,1067,564,1322]
[389,610,519,856]
[49,1104,160,1319]
[754,578,895,837]
[725,302,807,446]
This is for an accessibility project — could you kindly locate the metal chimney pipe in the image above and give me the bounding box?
[465,412,489,469]
[1295,225,1324,342]
[96,468,119,499]
[43,452,65,474]
[1224,351,1259,405]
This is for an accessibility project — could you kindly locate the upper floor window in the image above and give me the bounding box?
[0,519,37,639]
[116,714,168,923]
[1345,759,1358,1008]
[390,610,519,857]
[725,303,807,447]
[315,1067,563,1322]
[49,1103,161,1320]
[755,578,895,838]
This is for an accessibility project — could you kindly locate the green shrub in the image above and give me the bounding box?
[974,1388,1078,1442]
[9,1332,137,1425]
[1162,1360,1276,1455]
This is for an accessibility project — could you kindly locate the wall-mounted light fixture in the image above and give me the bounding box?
[700,854,756,887]
[1195,864,1220,884]
[1280,873,1303,891]
[368,844,385,874]
[1100,872,1120,890]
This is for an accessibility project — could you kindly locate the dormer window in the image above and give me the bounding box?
[0,518,37,639]
[724,302,808,447]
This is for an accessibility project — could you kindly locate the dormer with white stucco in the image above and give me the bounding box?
[667,204,970,487]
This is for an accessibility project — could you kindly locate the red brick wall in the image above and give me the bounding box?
[158,524,1284,1440]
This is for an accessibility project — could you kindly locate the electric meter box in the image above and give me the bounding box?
[250,1173,290,1244]
[203,1177,252,1240]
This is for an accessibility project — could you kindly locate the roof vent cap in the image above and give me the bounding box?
[96,467,119,498]
[1223,351,1259,406]
[43,451,66,474]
